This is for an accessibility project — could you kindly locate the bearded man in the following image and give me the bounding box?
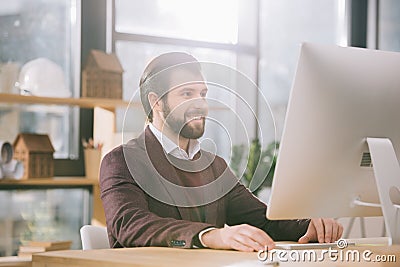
[99,52,343,251]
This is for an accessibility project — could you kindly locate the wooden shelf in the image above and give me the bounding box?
[0,93,134,110]
[0,177,97,188]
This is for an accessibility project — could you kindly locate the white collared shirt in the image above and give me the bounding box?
[148,123,213,247]
[149,123,201,160]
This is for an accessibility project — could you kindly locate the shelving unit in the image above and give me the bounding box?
[0,93,127,224]
[0,93,130,255]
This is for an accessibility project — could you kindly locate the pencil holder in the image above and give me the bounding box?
[84,149,101,179]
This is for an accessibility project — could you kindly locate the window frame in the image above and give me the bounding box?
[106,0,261,140]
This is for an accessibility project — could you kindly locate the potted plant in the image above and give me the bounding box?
[230,139,279,196]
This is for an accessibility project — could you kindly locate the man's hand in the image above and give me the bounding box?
[201,224,275,252]
[298,218,343,243]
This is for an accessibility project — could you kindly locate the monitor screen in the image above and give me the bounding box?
[266,43,400,243]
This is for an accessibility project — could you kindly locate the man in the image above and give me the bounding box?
[99,52,343,251]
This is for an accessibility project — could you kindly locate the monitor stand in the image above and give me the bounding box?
[358,138,400,245]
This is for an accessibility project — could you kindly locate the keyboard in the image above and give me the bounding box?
[274,237,389,250]
[274,241,355,250]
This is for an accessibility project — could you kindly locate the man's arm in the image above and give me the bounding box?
[99,148,214,248]
[200,161,309,251]
[221,167,343,243]
[202,160,342,251]
[210,158,310,241]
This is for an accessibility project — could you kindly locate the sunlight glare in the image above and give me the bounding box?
[157,0,238,44]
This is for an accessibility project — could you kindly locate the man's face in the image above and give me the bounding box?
[161,70,208,139]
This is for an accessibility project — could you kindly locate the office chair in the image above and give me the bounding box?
[80,225,110,250]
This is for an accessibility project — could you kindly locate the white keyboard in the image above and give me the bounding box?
[274,237,390,250]
[275,241,355,250]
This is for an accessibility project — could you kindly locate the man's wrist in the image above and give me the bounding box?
[198,227,216,248]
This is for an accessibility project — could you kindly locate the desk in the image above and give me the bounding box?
[0,256,31,267]
[32,246,400,267]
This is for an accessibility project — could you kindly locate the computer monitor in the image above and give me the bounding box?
[266,43,400,245]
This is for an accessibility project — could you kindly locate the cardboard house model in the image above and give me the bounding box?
[13,133,55,179]
[82,49,124,99]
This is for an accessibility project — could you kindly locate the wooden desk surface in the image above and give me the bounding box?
[0,256,31,267]
[33,247,256,267]
[31,246,400,267]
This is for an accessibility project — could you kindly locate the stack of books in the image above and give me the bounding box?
[18,240,72,258]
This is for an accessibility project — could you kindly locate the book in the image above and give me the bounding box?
[27,240,72,250]
[18,246,47,253]
[18,240,72,256]
[17,251,33,259]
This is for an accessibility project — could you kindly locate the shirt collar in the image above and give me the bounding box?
[149,123,200,160]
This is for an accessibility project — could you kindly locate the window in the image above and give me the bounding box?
[258,0,347,143]
[377,0,400,52]
[0,0,80,159]
[110,0,350,160]
[110,0,259,160]
[115,0,239,44]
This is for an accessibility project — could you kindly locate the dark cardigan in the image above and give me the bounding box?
[99,126,309,248]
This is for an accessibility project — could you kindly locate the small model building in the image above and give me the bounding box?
[13,133,55,179]
[82,49,124,99]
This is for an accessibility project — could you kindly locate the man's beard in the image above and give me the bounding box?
[162,101,206,139]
